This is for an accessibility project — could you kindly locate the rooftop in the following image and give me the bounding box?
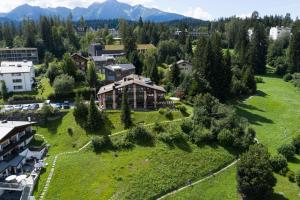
[176,60,192,65]
[104,44,155,51]
[0,121,36,141]
[98,74,166,95]
[0,48,37,51]
[92,55,115,62]
[104,64,135,72]
[0,61,33,74]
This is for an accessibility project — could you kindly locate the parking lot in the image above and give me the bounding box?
[1,102,74,112]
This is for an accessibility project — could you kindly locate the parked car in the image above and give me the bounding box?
[13,105,23,110]
[31,103,40,110]
[54,103,62,109]
[62,101,70,109]
[5,105,14,112]
[22,105,31,111]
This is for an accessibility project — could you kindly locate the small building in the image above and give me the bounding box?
[98,74,166,110]
[0,61,35,92]
[0,48,38,64]
[71,53,89,71]
[108,28,120,38]
[175,60,193,74]
[92,55,116,72]
[104,64,135,82]
[269,26,291,40]
[0,121,36,178]
[88,43,104,57]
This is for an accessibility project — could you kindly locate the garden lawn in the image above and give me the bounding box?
[43,143,235,200]
[37,77,54,99]
[169,75,300,200]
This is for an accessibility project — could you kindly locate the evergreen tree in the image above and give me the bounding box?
[249,23,268,74]
[143,48,159,83]
[87,61,98,88]
[61,53,77,78]
[288,20,300,72]
[185,35,193,57]
[242,65,257,94]
[121,87,132,129]
[73,94,88,127]
[129,51,143,75]
[86,95,102,131]
[237,144,276,200]
[169,63,181,87]
[235,24,250,66]
[40,16,53,51]
[1,81,8,101]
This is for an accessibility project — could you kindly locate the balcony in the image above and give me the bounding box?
[0,130,36,158]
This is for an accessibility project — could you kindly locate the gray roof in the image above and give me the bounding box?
[98,74,166,95]
[0,121,36,141]
[0,155,25,173]
[0,48,37,51]
[104,64,135,72]
[92,56,115,62]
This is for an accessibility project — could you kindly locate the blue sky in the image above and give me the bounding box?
[0,0,299,20]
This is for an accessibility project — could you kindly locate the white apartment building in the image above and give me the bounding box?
[0,61,35,92]
[269,26,291,40]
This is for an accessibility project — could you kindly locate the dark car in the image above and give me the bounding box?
[62,101,70,109]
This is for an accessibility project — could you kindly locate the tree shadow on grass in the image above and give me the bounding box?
[256,90,268,98]
[235,106,274,126]
[39,112,68,134]
[162,139,192,153]
[237,103,265,112]
[289,156,300,164]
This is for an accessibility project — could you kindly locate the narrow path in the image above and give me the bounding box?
[38,117,188,200]
[157,160,239,200]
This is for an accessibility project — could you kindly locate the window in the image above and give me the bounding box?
[13,79,22,83]
[12,73,21,76]
[13,86,23,90]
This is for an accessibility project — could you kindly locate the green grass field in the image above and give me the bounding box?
[168,75,300,200]
[43,143,235,200]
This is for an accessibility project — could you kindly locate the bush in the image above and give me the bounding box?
[255,77,264,83]
[112,137,134,150]
[53,74,75,95]
[181,119,193,135]
[158,108,165,115]
[176,105,187,114]
[292,135,300,154]
[74,87,96,100]
[277,144,296,159]
[296,171,300,186]
[283,73,292,82]
[217,129,234,146]
[287,171,295,182]
[126,125,154,144]
[191,126,216,144]
[165,109,173,120]
[270,154,288,173]
[92,136,112,152]
[158,125,185,144]
[152,122,165,133]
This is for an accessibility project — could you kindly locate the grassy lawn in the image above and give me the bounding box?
[169,75,300,199]
[42,143,235,200]
[37,77,54,99]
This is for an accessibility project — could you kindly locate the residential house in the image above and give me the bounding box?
[88,43,104,57]
[104,64,135,82]
[92,55,115,72]
[0,48,38,64]
[98,74,166,110]
[0,61,35,92]
[0,121,36,178]
[175,60,193,74]
[71,53,89,71]
[269,26,291,40]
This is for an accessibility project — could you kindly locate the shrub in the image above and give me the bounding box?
[112,137,134,150]
[176,105,187,114]
[152,122,165,133]
[270,154,288,173]
[277,144,296,159]
[292,135,300,154]
[217,129,234,146]
[165,109,173,120]
[283,73,292,82]
[92,136,112,152]
[296,171,300,186]
[158,108,165,115]
[126,125,154,144]
[191,126,215,144]
[158,125,185,144]
[181,119,193,135]
[255,77,264,83]
[53,74,75,95]
[286,171,295,182]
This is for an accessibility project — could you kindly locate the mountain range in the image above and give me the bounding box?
[0,0,187,22]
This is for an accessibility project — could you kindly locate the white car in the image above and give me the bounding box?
[22,105,30,111]
[13,105,23,110]
[5,105,14,112]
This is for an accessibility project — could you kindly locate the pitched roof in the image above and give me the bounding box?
[98,74,166,95]
[0,121,36,141]
[71,53,89,61]
[104,64,135,72]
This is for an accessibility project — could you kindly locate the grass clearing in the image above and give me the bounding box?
[43,143,235,200]
[37,77,54,99]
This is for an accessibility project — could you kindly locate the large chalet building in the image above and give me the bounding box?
[98,74,166,110]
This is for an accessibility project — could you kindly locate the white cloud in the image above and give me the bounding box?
[236,13,252,19]
[184,6,213,20]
